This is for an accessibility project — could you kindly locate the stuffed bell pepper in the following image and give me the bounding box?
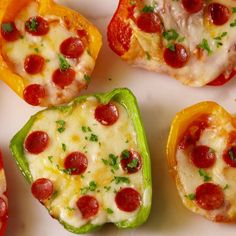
[0,151,8,235]
[167,101,236,222]
[107,0,236,86]
[10,88,152,233]
[0,0,102,106]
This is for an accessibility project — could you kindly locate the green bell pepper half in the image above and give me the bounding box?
[10,88,152,234]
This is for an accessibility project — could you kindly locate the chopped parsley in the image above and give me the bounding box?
[66,207,75,211]
[166,43,175,52]
[62,143,66,152]
[142,5,155,13]
[163,29,179,41]
[81,126,92,132]
[230,19,236,27]
[102,153,119,171]
[89,133,98,142]
[198,39,212,55]
[104,186,111,192]
[121,150,130,159]
[228,148,236,161]
[1,23,13,33]
[113,176,130,184]
[80,181,97,194]
[214,32,227,48]
[127,159,139,168]
[34,47,39,53]
[26,17,38,32]
[106,208,114,214]
[83,74,91,82]
[56,120,66,133]
[223,184,229,190]
[198,169,212,182]
[58,54,70,71]
[185,193,196,200]
[48,156,53,163]
[233,7,236,13]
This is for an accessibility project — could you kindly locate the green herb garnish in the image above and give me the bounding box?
[83,74,91,82]
[142,5,155,12]
[106,208,114,214]
[113,176,130,184]
[56,120,66,133]
[1,23,13,33]
[198,169,212,182]
[127,159,139,168]
[26,17,38,32]
[185,193,196,200]
[121,150,130,159]
[58,54,70,71]
[62,143,66,152]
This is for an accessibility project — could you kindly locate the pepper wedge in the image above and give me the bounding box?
[166,101,236,222]
[0,0,102,104]
[10,88,152,233]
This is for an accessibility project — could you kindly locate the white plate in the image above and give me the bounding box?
[1,1,236,235]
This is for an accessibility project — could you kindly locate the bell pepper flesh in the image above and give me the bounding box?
[10,88,152,233]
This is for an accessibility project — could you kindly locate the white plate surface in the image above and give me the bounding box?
[1,1,236,235]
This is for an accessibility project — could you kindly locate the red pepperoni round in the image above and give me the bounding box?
[64,152,88,175]
[0,198,7,219]
[24,54,45,74]
[191,145,216,168]
[181,0,203,14]
[208,3,230,26]
[23,84,46,106]
[223,146,236,168]
[95,103,119,126]
[179,116,209,150]
[60,37,84,59]
[164,44,189,68]
[136,12,162,33]
[121,150,142,174]
[195,183,224,210]
[31,178,53,201]
[25,16,49,36]
[1,22,21,41]
[207,70,236,86]
[25,131,49,154]
[0,151,4,170]
[52,68,75,89]
[115,187,141,212]
[76,195,99,219]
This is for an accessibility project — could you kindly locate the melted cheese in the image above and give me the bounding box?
[24,97,145,228]
[1,2,95,106]
[176,113,236,220]
[127,0,236,86]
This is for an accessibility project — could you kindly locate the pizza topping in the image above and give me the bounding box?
[198,39,212,55]
[31,178,54,201]
[121,150,142,173]
[23,84,46,106]
[95,103,119,126]
[208,3,230,26]
[1,22,21,41]
[24,54,45,74]
[163,44,189,68]
[181,0,203,14]
[25,16,49,36]
[195,183,224,210]
[64,152,88,175]
[198,169,212,182]
[223,146,236,167]
[60,37,84,59]
[191,145,216,168]
[136,12,162,33]
[52,68,76,89]
[0,198,7,219]
[76,195,99,219]
[179,116,209,149]
[115,187,141,212]
[25,131,49,154]
[207,70,236,86]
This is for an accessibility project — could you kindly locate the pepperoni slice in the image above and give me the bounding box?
[52,68,75,89]
[191,145,216,168]
[76,195,99,219]
[121,150,142,173]
[1,22,21,41]
[0,151,4,170]
[136,12,162,33]
[95,103,119,126]
[23,84,46,106]
[60,37,84,59]
[207,70,236,86]
[0,198,7,219]
[195,183,224,210]
[179,115,209,150]
[208,3,230,26]
[223,146,236,168]
[24,55,45,75]
[181,0,203,14]
[107,17,133,56]
[64,152,88,175]
[25,16,49,36]
[115,187,141,212]
[25,131,49,154]
[31,178,53,201]
[163,44,189,68]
